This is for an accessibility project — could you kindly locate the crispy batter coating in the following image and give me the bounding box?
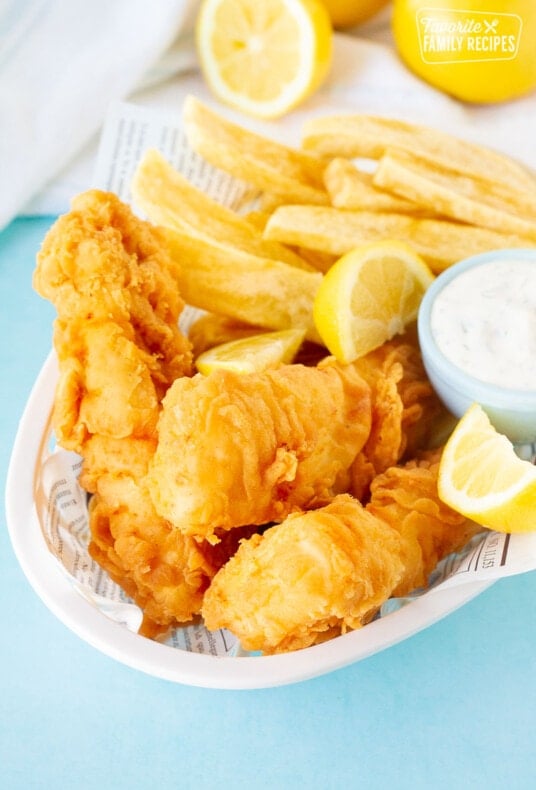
[350,339,444,500]
[33,191,207,631]
[148,360,372,539]
[202,451,479,654]
[33,189,193,452]
[367,449,481,596]
[202,494,405,653]
[84,435,258,635]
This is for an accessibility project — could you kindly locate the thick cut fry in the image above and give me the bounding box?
[148,360,372,539]
[374,148,536,239]
[302,114,536,196]
[161,227,323,342]
[263,205,536,273]
[183,95,328,205]
[243,209,272,233]
[293,247,338,273]
[132,148,312,270]
[324,157,425,214]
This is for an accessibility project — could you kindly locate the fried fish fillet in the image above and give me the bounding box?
[33,191,204,630]
[33,189,193,452]
[367,450,480,596]
[148,359,372,539]
[350,339,444,499]
[202,494,404,653]
[86,437,212,635]
[201,451,479,654]
[84,435,258,635]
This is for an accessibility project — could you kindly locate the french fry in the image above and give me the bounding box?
[259,192,293,212]
[161,226,323,343]
[244,209,272,233]
[324,157,427,214]
[132,148,313,270]
[302,114,536,196]
[293,247,338,274]
[263,205,536,273]
[373,148,536,238]
[183,95,329,206]
[244,210,339,273]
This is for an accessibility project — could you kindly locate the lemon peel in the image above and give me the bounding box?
[313,240,434,363]
[195,329,306,375]
[438,404,536,533]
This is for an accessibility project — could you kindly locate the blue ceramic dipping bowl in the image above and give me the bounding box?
[417,248,536,445]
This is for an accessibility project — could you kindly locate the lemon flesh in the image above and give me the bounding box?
[438,404,536,533]
[196,0,333,119]
[195,328,306,375]
[313,239,434,363]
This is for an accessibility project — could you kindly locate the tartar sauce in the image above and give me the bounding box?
[430,258,536,391]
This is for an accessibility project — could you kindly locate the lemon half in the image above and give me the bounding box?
[196,0,333,119]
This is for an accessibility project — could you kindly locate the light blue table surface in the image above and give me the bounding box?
[1,216,535,790]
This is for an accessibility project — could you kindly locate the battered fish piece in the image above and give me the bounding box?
[202,495,404,653]
[201,451,479,654]
[367,450,480,596]
[85,435,258,635]
[350,339,444,500]
[89,489,212,636]
[33,189,193,452]
[148,360,372,539]
[33,191,201,630]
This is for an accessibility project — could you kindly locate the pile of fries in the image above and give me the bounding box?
[132,96,536,349]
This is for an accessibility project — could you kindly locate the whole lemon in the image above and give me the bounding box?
[392,0,536,103]
[321,0,390,29]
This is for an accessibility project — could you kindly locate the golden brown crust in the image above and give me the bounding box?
[201,452,480,654]
[34,190,193,452]
[148,360,372,538]
[202,494,405,653]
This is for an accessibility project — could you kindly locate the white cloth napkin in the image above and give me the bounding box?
[2,2,536,230]
[0,0,199,230]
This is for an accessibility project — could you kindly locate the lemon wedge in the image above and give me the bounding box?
[438,403,536,533]
[312,239,434,363]
[195,0,333,119]
[195,329,306,375]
